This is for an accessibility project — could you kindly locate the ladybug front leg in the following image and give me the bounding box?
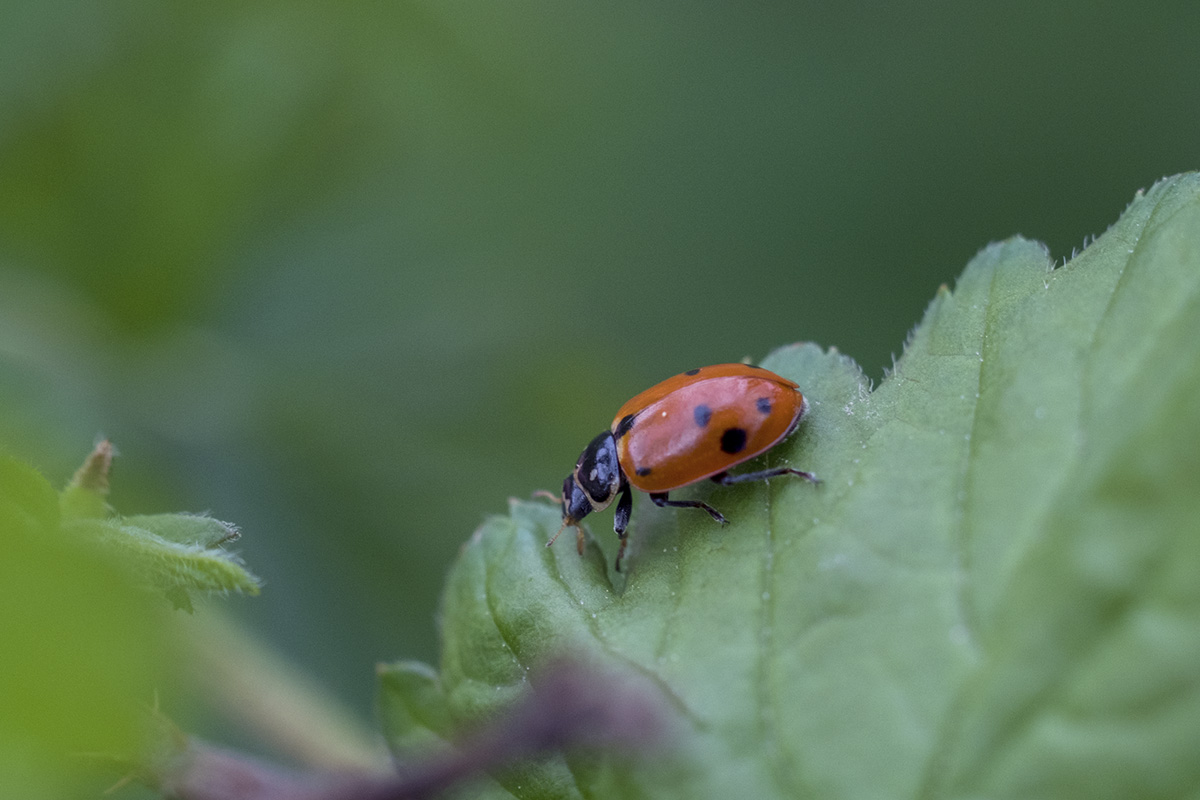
[711,467,819,485]
[613,486,632,571]
[613,485,632,537]
[649,492,728,525]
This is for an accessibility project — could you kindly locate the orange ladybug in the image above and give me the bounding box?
[549,363,817,571]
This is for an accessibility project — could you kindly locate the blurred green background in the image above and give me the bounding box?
[1,0,1197,753]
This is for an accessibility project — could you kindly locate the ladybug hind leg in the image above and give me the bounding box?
[649,492,728,525]
[711,467,819,485]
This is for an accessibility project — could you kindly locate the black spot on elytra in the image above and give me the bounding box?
[615,414,636,438]
[756,397,772,415]
[720,427,747,454]
[693,404,712,427]
[684,368,701,376]
[636,466,652,476]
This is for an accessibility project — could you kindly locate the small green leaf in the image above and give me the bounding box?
[0,455,165,798]
[381,174,1200,799]
[377,661,454,750]
[378,661,527,798]
[121,513,241,547]
[66,517,262,608]
[49,442,262,609]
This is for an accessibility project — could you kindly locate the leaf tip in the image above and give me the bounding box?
[69,438,117,495]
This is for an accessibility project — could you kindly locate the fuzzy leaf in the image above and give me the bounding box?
[120,512,241,547]
[66,517,261,610]
[379,174,1200,799]
[0,455,164,797]
[51,443,261,610]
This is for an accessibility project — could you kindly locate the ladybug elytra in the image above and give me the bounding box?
[549,363,817,571]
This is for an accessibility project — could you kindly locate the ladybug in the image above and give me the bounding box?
[548,363,817,571]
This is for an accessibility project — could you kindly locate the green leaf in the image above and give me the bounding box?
[50,442,262,610]
[379,173,1200,799]
[0,456,60,534]
[377,661,454,750]
[0,455,165,798]
[120,512,242,547]
[378,662,528,798]
[65,516,261,611]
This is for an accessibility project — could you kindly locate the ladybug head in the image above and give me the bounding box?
[561,473,594,525]
[566,431,621,520]
[546,431,622,551]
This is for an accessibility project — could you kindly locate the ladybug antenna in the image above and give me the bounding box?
[546,519,572,548]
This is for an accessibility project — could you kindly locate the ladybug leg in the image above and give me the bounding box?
[613,486,632,536]
[650,492,727,525]
[711,467,819,485]
[612,486,633,572]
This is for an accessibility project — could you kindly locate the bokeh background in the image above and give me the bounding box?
[2,0,1198,756]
